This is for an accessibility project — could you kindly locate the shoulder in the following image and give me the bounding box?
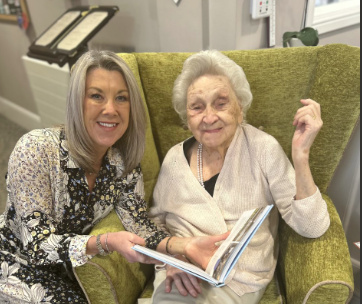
[162,138,189,165]
[13,127,61,153]
[8,128,62,176]
[241,124,281,150]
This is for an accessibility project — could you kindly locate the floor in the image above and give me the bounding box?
[0,114,28,213]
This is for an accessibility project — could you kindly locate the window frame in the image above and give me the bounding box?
[306,0,360,34]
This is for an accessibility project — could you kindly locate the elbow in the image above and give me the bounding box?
[298,213,331,239]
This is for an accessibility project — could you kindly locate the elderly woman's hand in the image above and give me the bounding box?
[165,256,202,298]
[183,232,230,270]
[292,99,323,160]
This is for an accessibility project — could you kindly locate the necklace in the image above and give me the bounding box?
[197,143,204,187]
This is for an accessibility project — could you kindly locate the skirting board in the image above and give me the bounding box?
[0,96,41,132]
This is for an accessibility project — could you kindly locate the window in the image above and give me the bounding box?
[306,0,360,34]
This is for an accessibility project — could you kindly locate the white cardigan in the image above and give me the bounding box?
[149,124,330,296]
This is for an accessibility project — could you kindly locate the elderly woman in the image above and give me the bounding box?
[148,50,330,304]
[0,50,227,303]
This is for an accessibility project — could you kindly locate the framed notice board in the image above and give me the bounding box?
[0,0,29,27]
[27,6,119,67]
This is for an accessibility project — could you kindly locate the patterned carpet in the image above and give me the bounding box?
[0,114,28,213]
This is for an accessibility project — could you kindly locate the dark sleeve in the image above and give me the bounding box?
[114,165,169,249]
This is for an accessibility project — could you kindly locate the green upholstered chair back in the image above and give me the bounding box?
[132,44,360,194]
[117,54,161,205]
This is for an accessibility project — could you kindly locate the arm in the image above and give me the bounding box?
[7,132,92,267]
[292,99,323,199]
[109,165,228,266]
[265,100,330,237]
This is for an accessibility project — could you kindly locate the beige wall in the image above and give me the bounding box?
[0,22,37,112]
[0,0,360,115]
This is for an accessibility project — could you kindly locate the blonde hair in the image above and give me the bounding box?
[65,50,146,174]
[172,50,253,126]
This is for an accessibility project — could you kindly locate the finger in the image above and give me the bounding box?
[296,114,315,128]
[145,257,163,265]
[179,273,200,297]
[211,231,230,243]
[300,99,317,106]
[300,99,321,116]
[188,274,202,294]
[294,108,317,125]
[130,252,158,264]
[129,234,146,246]
[173,275,189,297]
[165,276,173,293]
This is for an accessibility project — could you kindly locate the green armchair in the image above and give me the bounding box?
[75,44,360,304]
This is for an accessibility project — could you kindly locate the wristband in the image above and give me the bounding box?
[104,233,112,254]
[96,234,109,256]
[166,236,173,255]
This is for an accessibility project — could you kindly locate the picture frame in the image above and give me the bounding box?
[0,0,29,23]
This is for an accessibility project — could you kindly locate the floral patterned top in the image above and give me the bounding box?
[0,127,168,303]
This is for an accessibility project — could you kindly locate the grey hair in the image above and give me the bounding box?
[65,50,146,175]
[172,50,253,126]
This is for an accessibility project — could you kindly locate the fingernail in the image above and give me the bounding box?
[191,292,197,297]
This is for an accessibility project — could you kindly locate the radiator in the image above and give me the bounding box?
[22,56,70,128]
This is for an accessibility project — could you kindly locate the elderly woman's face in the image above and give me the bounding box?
[83,68,130,157]
[186,75,242,150]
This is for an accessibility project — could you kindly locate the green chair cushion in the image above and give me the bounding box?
[278,194,354,304]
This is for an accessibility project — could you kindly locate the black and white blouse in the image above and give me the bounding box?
[0,127,167,303]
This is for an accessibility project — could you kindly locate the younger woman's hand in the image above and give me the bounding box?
[108,231,160,264]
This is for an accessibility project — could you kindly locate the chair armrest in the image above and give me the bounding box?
[277,194,354,304]
[74,210,154,304]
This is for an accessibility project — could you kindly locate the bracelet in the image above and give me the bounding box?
[104,233,112,254]
[96,234,109,256]
[165,236,173,255]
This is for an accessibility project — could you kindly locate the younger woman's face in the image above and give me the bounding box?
[83,68,130,157]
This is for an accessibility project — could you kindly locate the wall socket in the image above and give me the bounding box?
[250,0,272,19]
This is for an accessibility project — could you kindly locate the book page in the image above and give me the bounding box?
[206,207,264,279]
[57,12,108,51]
[217,206,272,282]
[35,11,81,46]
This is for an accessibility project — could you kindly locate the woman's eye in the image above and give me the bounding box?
[91,94,102,100]
[116,95,127,102]
[191,104,202,110]
[216,99,228,108]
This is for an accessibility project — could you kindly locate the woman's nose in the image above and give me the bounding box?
[203,107,218,125]
[103,99,117,115]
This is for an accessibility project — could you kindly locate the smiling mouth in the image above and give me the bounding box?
[204,128,222,133]
[98,122,118,128]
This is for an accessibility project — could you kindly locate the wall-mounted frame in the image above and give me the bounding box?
[305,0,360,35]
[0,0,29,23]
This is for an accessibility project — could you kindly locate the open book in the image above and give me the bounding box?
[133,205,273,287]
